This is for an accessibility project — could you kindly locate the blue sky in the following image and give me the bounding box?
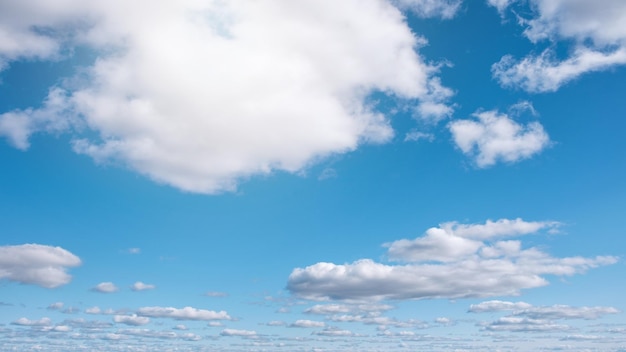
[1,0,625,351]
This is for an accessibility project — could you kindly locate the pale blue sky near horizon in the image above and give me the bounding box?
[1,0,626,351]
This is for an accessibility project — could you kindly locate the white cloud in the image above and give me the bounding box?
[493,48,626,93]
[0,244,81,288]
[113,314,150,326]
[386,218,558,262]
[492,0,626,92]
[136,306,231,321]
[85,306,101,314]
[130,281,156,291]
[287,219,617,301]
[11,317,52,326]
[220,328,258,337]
[313,327,357,337]
[448,109,550,167]
[204,291,228,297]
[469,300,533,313]
[47,302,64,310]
[0,0,453,194]
[483,317,571,332]
[393,0,462,19]
[92,282,119,293]
[290,319,326,328]
[404,130,434,142]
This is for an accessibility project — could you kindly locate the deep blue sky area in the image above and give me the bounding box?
[1,1,625,351]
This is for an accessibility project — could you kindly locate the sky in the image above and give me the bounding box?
[1,0,625,351]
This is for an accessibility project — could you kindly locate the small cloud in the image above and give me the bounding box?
[11,317,52,326]
[289,319,326,328]
[174,324,188,330]
[318,167,337,181]
[126,248,141,254]
[136,306,231,321]
[85,306,101,314]
[448,109,550,167]
[92,282,119,293]
[131,281,156,291]
[204,291,228,297]
[404,130,434,142]
[266,320,286,326]
[220,328,258,338]
[47,302,64,310]
[113,314,150,326]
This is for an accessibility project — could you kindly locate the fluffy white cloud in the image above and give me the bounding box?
[220,328,258,337]
[136,306,231,321]
[92,282,119,293]
[113,314,150,326]
[491,0,626,92]
[0,0,453,194]
[0,244,81,288]
[287,219,617,301]
[11,317,52,326]
[448,110,550,167]
[130,281,156,291]
[313,327,357,337]
[290,319,326,328]
[386,218,558,262]
[483,317,571,332]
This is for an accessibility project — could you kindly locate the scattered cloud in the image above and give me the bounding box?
[313,326,357,337]
[136,306,231,321]
[205,291,228,297]
[0,0,453,194]
[47,302,64,310]
[492,0,626,92]
[318,168,338,181]
[126,248,141,255]
[470,300,620,320]
[91,282,119,293]
[448,109,550,167]
[290,319,326,328]
[404,130,435,142]
[113,314,150,326]
[0,244,81,288]
[483,316,571,332]
[11,317,52,327]
[220,328,258,338]
[131,281,156,291]
[393,0,462,19]
[287,219,616,301]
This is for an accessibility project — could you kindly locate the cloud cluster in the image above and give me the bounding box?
[0,0,453,194]
[470,300,620,333]
[448,110,550,167]
[491,0,626,92]
[0,244,81,288]
[287,219,617,301]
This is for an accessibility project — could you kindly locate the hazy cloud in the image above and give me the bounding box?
[130,281,156,291]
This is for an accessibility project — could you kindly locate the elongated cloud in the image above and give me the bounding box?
[0,244,81,288]
[137,306,231,321]
[491,0,626,92]
[0,0,453,194]
[287,219,617,301]
[92,282,119,293]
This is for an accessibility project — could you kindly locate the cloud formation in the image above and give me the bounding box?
[287,219,617,301]
[491,0,626,92]
[0,244,81,288]
[136,306,231,321]
[0,0,453,194]
[92,282,119,293]
[130,281,156,291]
[448,110,550,167]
